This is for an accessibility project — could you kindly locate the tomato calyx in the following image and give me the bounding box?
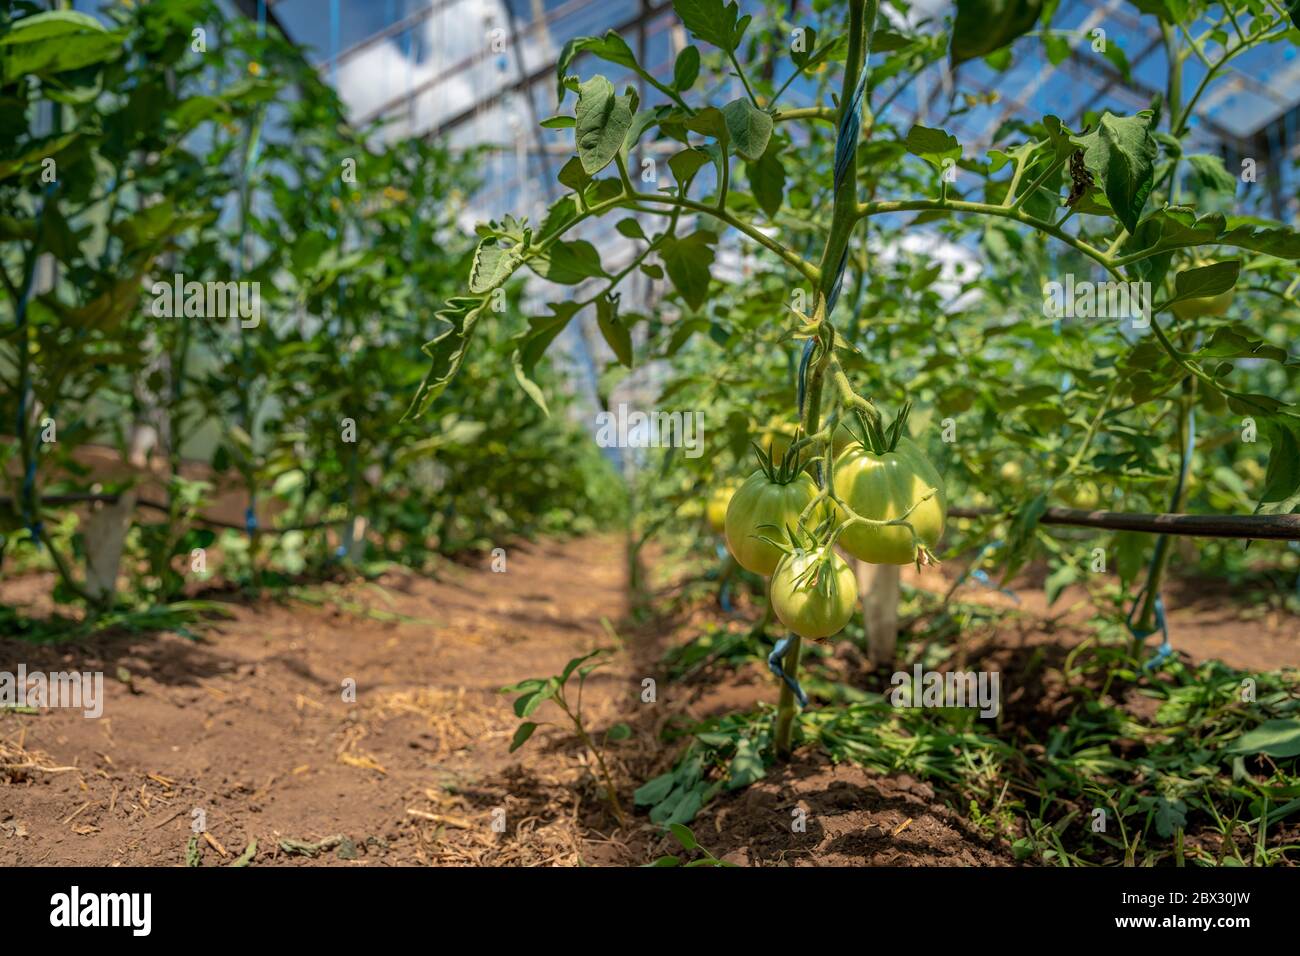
[750,431,808,485]
[845,400,912,456]
[752,517,839,588]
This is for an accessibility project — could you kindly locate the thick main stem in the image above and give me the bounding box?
[1134,378,1196,640]
[774,0,875,760]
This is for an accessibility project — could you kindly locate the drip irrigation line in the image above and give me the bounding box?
[0,494,347,535]
[4,496,1297,540]
[946,505,1300,540]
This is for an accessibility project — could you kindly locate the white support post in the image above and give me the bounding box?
[855,559,900,669]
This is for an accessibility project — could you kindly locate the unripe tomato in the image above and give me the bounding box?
[770,547,858,639]
[999,460,1023,485]
[724,470,818,575]
[1172,289,1233,320]
[706,482,737,534]
[1172,258,1234,319]
[832,438,946,565]
[1057,480,1101,510]
[1239,458,1265,486]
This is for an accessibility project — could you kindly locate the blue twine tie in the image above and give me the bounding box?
[832,71,867,197]
[1127,590,1171,669]
[244,506,258,535]
[768,636,809,708]
[970,568,1020,604]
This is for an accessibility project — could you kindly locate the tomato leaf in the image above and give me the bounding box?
[748,143,786,217]
[1227,718,1300,758]
[905,124,961,171]
[508,722,538,753]
[721,98,772,163]
[575,75,634,175]
[596,294,634,367]
[1259,416,1300,504]
[1073,110,1158,233]
[1161,259,1239,309]
[659,230,717,311]
[950,0,1043,66]
[673,45,700,91]
[672,0,749,54]
[405,297,489,420]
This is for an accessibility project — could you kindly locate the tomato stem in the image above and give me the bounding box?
[775,0,877,761]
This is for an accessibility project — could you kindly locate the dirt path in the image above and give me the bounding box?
[8,535,1288,866]
[1,536,634,866]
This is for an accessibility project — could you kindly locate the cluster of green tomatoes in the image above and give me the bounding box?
[706,405,947,642]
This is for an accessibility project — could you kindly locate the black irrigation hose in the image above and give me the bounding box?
[2,495,1299,541]
[0,494,347,535]
[948,505,1300,541]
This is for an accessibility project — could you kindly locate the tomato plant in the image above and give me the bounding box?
[414,0,1300,762]
[0,1,620,618]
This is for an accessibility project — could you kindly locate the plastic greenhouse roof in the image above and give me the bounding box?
[241,0,1300,221]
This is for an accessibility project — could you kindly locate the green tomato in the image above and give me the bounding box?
[724,470,818,575]
[832,437,946,565]
[999,460,1023,485]
[706,483,736,534]
[770,547,858,639]
[1057,480,1101,510]
[1172,288,1233,320]
[1171,259,1234,320]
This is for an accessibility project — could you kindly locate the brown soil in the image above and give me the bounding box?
[1,535,1296,867]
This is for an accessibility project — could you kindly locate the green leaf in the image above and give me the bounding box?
[905,124,961,171]
[606,723,632,742]
[596,295,633,367]
[1151,797,1187,838]
[555,31,639,103]
[1185,153,1236,195]
[529,239,607,285]
[668,823,699,850]
[1259,416,1300,504]
[673,45,701,91]
[669,147,710,185]
[748,144,786,218]
[1162,259,1239,309]
[672,0,749,53]
[1000,493,1048,585]
[1044,563,1078,606]
[1196,326,1295,368]
[509,722,538,753]
[634,771,677,806]
[1042,33,1070,66]
[615,217,646,239]
[405,297,489,420]
[1227,718,1300,758]
[721,98,773,163]
[0,10,123,83]
[726,737,766,789]
[468,237,526,294]
[511,303,579,415]
[575,75,634,175]
[950,0,1043,66]
[557,155,591,192]
[659,230,717,311]
[560,650,605,683]
[644,855,681,867]
[1099,37,1131,83]
[1073,110,1158,233]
